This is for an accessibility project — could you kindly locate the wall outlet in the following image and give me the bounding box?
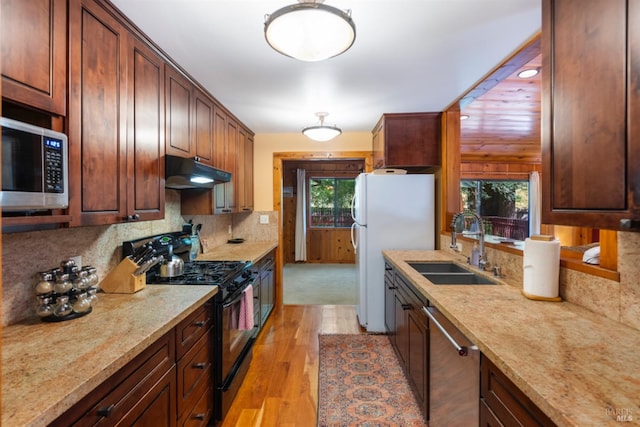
[70,255,82,268]
[259,215,269,224]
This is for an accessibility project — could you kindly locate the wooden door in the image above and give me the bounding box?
[542,0,635,229]
[68,0,129,226]
[194,88,214,165]
[165,65,193,158]
[1,0,67,115]
[128,37,165,221]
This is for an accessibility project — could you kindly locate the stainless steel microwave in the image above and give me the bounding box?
[1,117,69,211]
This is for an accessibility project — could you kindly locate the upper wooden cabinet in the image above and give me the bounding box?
[237,127,254,212]
[193,87,214,165]
[542,0,640,230]
[68,0,164,226]
[165,65,193,158]
[372,113,442,170]
[1,0,67,115]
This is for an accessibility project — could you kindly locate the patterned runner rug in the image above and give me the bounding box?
[317,334,426,426]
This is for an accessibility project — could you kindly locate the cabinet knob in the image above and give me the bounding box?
[194,320,206,327]
[620,219,640,229]
[125,214,140,221]
[192,362,207,369]
[192,413,206,420]
[401,304,411,310]
[97,404,115,418]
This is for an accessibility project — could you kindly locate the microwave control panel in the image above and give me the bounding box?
[44,137,64,193]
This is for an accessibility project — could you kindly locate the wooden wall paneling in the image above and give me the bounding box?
[306,229,354,263]
[441,110,461,236]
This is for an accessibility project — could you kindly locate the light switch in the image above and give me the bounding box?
[259,215,269,224]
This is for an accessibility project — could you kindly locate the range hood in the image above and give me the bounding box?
[165,155,231,190]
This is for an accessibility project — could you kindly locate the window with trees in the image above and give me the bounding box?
[309,177,355,228]
[460,179,529,242]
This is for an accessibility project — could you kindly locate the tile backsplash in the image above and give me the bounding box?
[441,231,640,331]
[2,190,278,326]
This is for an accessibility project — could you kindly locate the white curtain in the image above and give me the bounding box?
[529,171,541,237]
[295,168,307,261]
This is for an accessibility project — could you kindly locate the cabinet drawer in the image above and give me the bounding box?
[481,355,554,426]
[176,302,213,360]
[177,330,212,417]
[178,377,213,427]
[51,331,176,426]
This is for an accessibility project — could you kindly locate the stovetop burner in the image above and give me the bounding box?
[147,261,249,286]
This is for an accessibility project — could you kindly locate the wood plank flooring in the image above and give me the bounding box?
[221,305,364,427]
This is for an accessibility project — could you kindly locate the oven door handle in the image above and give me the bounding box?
[222,279,255,309]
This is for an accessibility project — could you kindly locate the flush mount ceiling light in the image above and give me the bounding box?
[302,112,342,141]
[517,68,540,79]
[264,0,356,62]
[460,114,470,120]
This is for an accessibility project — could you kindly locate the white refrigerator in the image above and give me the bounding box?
[350,172,435,332]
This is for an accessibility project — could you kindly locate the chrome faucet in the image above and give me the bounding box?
[450,211,488,271]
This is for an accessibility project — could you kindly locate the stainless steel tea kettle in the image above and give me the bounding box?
[159,245,184,277]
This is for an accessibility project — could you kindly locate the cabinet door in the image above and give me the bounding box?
[259,253,275,327]
[394,286,409,366]
[245,134,255,210]
[407,302,428,420]
[384,264,396,338]
[194,88,214,165]
[1,0,67,115]
[214,116,238,213]
[68,0,129,226]
[212,105,227,169]
[542,0,638,229]
[119,366,177,427]
[165,65,194,158]
[128,37,165,221]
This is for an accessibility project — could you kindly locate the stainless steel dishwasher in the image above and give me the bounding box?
[423,304,479,426]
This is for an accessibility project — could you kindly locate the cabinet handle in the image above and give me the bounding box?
[124,214,140,221]
[620,219,640,230]
[97,404,115,418]
[194,320,206,327]
[385,266,392,271]
[192,413,206,420]
[387,285,397,290]
[401,303,411,310]
[192,362,207,369]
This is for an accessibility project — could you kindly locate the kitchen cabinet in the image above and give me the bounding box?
[68,0,165,226]
[165,66,216,166]
[480,355,555,426]
[214,116,239,213]
[384,262,396,343]
[50,299,216,427]
[1,0,67,116]
[176,302,214,425]
[258,249,275,328]
[372,112,441,170]
[50,331,177,427]
[237,127,255,212]
[388,269,429,421]
[541,0,640,230]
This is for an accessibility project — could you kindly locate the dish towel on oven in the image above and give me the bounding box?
[238,285,254,331]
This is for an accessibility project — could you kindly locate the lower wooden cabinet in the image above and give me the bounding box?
[258,250,275,328]
[49,331,177,427]
[480,355,555,427]
[388,269,429,421]
[50,299,215,426]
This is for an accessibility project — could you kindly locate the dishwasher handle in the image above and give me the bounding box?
[422,306,476,357]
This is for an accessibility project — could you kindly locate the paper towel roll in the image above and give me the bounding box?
[523,237,560,298]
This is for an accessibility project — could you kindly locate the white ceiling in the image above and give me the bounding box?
[110,0,541,134]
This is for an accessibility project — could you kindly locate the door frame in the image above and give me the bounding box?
[272,151,373,308]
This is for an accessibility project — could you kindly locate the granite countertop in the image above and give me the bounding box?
[1,285,218,427]
[197,241,278,264]
[383,250,640,427]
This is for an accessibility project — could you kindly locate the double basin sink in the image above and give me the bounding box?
[408,262,496,285]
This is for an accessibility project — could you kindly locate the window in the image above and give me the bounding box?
[309,177,355,228]
[460,179,529,242]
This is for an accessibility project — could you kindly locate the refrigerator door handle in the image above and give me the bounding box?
[351,222,358,253]
[350,193,356,221]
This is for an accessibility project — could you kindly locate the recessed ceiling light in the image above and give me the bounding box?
[517,68,539,79]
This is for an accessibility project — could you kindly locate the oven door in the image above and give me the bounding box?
[220,279,258,385]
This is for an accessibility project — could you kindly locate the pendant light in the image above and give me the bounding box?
[302,112,342,141]
[264,1,356,62]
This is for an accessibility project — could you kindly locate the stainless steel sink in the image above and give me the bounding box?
[408,262,496,285]
[408,262,471,274]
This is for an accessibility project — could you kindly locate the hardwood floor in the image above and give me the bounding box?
[221,305,364,427]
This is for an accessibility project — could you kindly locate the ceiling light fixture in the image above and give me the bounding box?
[460,114,470,120]
[517,68,539,79]
[302,112,342,141]
[264,1,356,62]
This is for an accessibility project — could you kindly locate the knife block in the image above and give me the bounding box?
[100,257,146,294]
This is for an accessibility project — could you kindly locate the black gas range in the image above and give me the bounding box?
[122,231,258,423]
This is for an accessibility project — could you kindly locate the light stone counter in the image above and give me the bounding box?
[2,285,218,427]
[196,241,278,264]
[383,250,640,427]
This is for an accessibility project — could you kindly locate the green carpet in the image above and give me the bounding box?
[283,263,357,305]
